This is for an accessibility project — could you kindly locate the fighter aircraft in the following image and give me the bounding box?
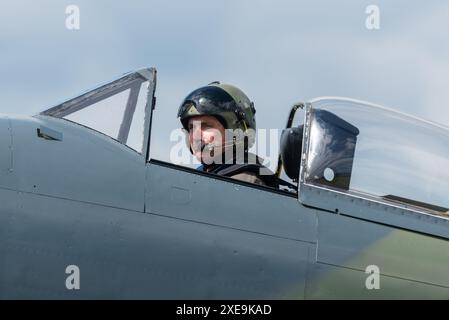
[1,67,449,299]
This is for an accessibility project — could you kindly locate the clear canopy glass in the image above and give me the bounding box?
[40,71,153,154]
[304,98,449,215]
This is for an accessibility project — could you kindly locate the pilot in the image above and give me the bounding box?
[177,82,278,188]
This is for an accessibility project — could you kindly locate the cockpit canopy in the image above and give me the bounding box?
[302,98,449,215]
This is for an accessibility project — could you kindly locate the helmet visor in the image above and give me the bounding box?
[178,86,239,118]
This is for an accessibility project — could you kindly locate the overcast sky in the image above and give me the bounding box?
[1,0,449,163]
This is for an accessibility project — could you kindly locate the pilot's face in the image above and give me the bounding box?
[187,115,225,164]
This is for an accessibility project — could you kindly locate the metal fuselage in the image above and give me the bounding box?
[0,113,448,299]
[1,68,449,299]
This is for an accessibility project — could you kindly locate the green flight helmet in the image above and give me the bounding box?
[178,82,257,148]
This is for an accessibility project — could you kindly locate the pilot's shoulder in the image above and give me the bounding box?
[229,171,267,186]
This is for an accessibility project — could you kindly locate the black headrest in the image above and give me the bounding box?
[280,125,303,180]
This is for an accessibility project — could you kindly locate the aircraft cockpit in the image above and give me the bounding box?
[37,69,449,218]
